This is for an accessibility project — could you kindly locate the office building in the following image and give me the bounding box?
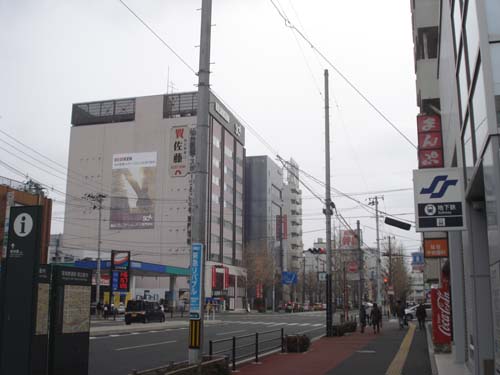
[64,91,247,310]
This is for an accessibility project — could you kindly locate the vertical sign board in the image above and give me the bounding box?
[31,265,51,375]
[0,206,42,375]
[413,168,466,232]
[431,288,452,345]
[189,243,203,349]
[111,250,131,295]
[48,266,92,375]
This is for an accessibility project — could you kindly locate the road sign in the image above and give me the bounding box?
[318,272,327,282]
[413,168,465,231]
[281,271,298,285]
[189,243,203,320]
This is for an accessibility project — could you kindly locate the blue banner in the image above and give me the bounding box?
[281,271,298,285]
[189,243,203,320]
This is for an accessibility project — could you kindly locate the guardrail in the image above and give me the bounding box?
[209,328,284,371]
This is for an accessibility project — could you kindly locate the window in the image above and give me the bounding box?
[453,0,462,53]
[463,114,474,169]
[495,96,500,125]
[213,136,220,148]
[224,146,233,158]
[213,176,220,186]
[417,27,439,59]
[213,158,220,169]
[465,0,479,65]
[471,67,488,152]
[458,50,469,120]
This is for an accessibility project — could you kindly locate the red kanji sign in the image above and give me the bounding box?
[418,149,444,168]
[417,115,441,133]
[418,132,443,149]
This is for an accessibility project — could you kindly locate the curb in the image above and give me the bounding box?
[425,322,439,375]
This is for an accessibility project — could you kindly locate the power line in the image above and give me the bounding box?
[268,0,417,149]
[117,0,197,75]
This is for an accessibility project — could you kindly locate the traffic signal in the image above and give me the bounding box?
[307,248,326,255]
[383,277,389,284]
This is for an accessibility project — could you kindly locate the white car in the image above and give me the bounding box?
[405,303,432,320]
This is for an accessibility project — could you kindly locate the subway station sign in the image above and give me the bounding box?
[413,168,466,232]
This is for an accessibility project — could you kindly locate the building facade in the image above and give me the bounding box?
[64,91,247,310]
[412,0,500,373]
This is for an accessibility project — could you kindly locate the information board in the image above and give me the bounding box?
[189,243,203,320]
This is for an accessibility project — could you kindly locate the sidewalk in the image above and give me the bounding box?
[238,320,432,375]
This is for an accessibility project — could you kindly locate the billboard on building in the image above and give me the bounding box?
[340,230,360,249]
[169,126,189,177]
[110,152,156,229]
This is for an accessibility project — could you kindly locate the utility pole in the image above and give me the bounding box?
[323,69,334,337]
[83,193,106,304]
[368,196,383,306]
[302,255,306,305]
[357,220,363,310]
[189,0,212,365]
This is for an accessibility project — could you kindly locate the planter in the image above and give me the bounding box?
[332,325,344,337]
[284,334,311,352]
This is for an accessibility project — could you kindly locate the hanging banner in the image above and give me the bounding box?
[189,243,203,320]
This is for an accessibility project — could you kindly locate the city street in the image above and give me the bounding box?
[89,311,330,375]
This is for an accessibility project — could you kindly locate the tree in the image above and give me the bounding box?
[382,239,410,309]
[243,240,275,307]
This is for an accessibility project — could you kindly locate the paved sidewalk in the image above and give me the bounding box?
[238,320,432,375]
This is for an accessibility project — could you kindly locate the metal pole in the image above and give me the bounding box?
[189,0,212,365]
[96,199,102,305]
[324,69,333,337]
[357,220,363,310]
[302,256,306,305]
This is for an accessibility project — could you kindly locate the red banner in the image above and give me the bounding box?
[417,115,444,169]
[431,288,452,345]
[224,267,230,289]
[283,215,288,240]
[256,283,263,299]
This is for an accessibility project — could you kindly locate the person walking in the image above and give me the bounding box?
[359,305,367,333]
[103,303,109,320]
[370,303,382,334]
[416,302,427,330]
[396,301,405,329]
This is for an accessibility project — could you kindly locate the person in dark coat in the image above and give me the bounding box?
[359,305,367,333]
[416,302,427,330]
[370,303,382,334]
[396,300,405,329]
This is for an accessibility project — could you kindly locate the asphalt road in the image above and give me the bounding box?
[90,311,332,375]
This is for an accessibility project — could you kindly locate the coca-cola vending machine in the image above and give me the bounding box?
[431,288,452,345]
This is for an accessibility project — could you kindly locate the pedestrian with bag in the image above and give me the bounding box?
[416,302,427,330]
[370,303,382,334]
[359,304,367,333]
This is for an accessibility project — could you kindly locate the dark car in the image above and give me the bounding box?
[125,300,165,325]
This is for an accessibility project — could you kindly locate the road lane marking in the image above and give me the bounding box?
[109,334,120,337]
[216,330,246,336]
[287,323,299,326]
[313,324,322,327]
[357,350,376,354]
[298,323,311,326]
[385,324,416,375]
[115,340,177,351]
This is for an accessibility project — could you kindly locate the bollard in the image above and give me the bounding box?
[255,332,259,363]
[281,328,285,353]
[232,336,236,371]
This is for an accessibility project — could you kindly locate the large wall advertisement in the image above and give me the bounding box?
[110,152,157,229]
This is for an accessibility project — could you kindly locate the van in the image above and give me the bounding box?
[124,300,165,325]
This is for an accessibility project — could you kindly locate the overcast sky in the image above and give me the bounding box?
[0,0,421,254]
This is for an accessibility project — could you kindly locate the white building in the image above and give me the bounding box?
[63,91,247,310]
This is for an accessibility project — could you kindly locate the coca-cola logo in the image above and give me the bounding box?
[436,289,451,337]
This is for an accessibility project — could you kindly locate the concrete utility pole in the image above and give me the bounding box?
[357,220,363,308]
[189,0,212,365]
[368,196,382,306]
[324,69,334,337]
[83,193,106,304]
[302,256,306,305]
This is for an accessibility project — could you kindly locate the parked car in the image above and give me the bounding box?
[117,302,126,314]
[405,303,432,321]
[125,300,165,324]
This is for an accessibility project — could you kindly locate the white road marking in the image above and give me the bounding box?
[313,324,323,327]
[298,323,311,326]
[216,330,246,336]
[115,340,177,351]
[109,334,120,337]
[90,337,97,340]
[287,323,299,326]
[356,350,376,354]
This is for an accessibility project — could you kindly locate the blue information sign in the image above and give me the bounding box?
[281,271,298,285]
[189,243,203,320]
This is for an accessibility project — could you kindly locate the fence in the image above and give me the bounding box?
[209,328,284,371]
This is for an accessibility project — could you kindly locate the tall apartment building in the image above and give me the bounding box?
[64,91,247,310]
[412,0,500,372]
